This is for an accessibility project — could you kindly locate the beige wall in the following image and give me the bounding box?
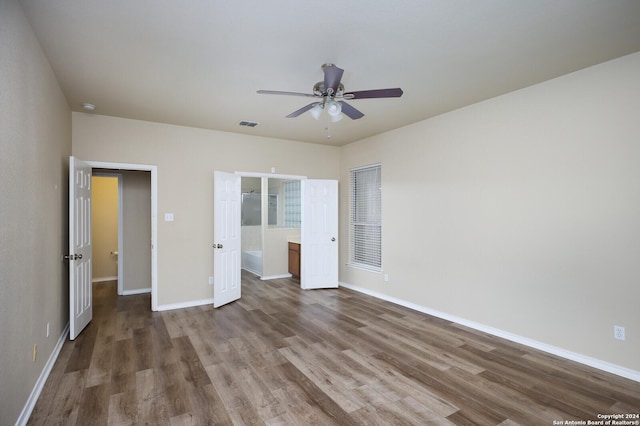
[0,0,72,423]
[72,113,340,307]
[340,52,640,372]
[121,170,152,293]
[263,228,297,278]
[92,176,119,280]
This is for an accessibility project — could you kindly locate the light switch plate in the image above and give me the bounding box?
[614,325,625,341]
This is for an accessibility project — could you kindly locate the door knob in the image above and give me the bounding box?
[213,244,223,249]
[64,254,83,260]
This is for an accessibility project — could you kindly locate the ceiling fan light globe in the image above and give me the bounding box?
[327,100,342,117]
[310,104,323,120]
[330,113,343,123]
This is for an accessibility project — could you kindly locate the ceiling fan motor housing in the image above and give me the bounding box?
[313,82,345,98]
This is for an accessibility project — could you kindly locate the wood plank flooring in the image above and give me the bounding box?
[29,272,640,425]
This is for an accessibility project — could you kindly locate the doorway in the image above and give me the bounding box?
[239,175,303,280]
[213,171,338,308]
[91,174,119,285]
[87,160,158,310]
[92,170,152,296]
[70,158,158,339]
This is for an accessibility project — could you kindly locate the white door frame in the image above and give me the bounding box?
[236,171,307,181]
[87,161,159,311]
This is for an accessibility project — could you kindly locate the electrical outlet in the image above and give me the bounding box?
[208,276,214,285]
[33,344,37,362]
[46,322,50,338]
[614,325,625,341]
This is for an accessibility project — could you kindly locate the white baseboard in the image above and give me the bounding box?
[16,322,70,426]
[92,276,117,283]
[241,267,262,277]
[260,273,292,280]
[122,287,151,296]
[156,298,214,312]
[339,281,640,383]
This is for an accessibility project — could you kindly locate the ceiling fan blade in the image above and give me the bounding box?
[323,64,344,94]
[286,102,320,118]
[338,101,364,120]
[343,88,403,99]
[257,90,317,98]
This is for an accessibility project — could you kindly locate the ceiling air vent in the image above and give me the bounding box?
[238,120,259,127]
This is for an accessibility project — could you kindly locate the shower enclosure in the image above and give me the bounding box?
[241,178,263,276]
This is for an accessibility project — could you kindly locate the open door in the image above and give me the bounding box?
[301,179,339,289]
[213,171,241,307]
[69,156,93,339]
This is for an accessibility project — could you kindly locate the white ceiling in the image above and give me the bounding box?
[20,0,640,146]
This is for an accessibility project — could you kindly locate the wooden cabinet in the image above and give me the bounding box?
[288,242,300,279]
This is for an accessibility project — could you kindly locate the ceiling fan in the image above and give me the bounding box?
[257,63,403,121]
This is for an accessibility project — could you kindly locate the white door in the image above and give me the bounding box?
[213,171,241,307]
[301,179,339,289]
[69,156,93,339]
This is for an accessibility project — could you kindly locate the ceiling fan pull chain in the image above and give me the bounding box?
[325,116,332,139]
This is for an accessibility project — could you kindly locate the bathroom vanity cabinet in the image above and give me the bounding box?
[288,242,300,279]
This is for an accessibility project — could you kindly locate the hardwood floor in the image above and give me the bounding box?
[29,272,640,425]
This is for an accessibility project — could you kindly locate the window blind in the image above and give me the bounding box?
[350,164,381,270]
